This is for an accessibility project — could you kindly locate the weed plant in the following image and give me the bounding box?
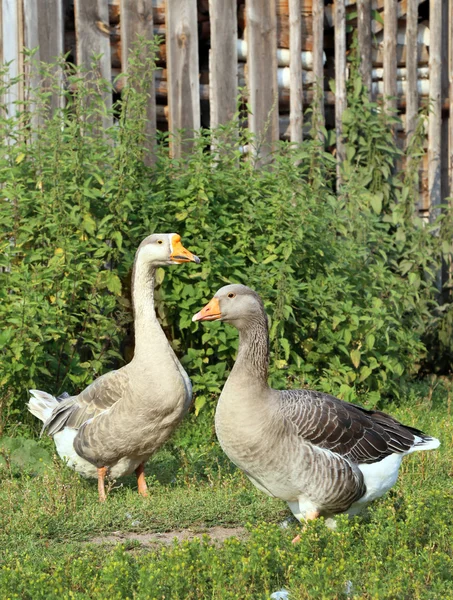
[0,42,452,433]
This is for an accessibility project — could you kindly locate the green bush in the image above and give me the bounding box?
[0,44,451,431]
[1,502,452,599]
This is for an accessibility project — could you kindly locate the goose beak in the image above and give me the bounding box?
[170,234,200,264]
[192,297,221,322]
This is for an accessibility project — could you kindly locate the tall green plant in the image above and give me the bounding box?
[0,43,451,432]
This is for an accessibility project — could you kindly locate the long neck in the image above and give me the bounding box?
[230,312,270,386]
[131,257,161,358]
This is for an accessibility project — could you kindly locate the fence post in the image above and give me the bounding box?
[405,0,418,145]
[428,0,442,225]
[383,0,397,117]
[357,0,371,98]
[23,0,64,123]
[1,0,23,119]
[246,0,279,162]
[166,0,200,158]
[334,0,346,182]
[312,0,324,136]
[209,0,237,132]
[448,0,453,296]
[74,0,113,131]
[289,0,303,143]
[120,0,156,165]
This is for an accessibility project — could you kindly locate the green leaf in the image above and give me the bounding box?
[194,395,206,416]
[280,338,290,361]
[370,193,383,215]
[100,271,122,295]
[366,334,375,350]
[112,231,123,250]
[83,214,96,235]
[350,349,361,369]
[262,254,278,265]
[359,366,372,382]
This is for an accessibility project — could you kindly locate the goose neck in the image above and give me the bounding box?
[131,258,160,357]
[233,315,270,385]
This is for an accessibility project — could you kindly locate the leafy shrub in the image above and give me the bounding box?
[0,44,451,430]
[1,497,452,599]
[0,436,52,475]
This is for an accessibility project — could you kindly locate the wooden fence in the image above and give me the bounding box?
[1,0,453,216]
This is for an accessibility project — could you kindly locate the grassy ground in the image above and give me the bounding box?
[1,382,452,599]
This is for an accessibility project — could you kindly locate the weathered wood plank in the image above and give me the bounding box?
[447,0,453,292]
[166,0,200,157]
[357,0,371,97]
[23,0,64,117]
[289,0,303,143]
[312,0,324,134]
[405,0,418,145]
[74,0,112,130]
[1,0,22,118]
[428,0,442,223]
[335,0,347,178]
[246,0,279,161]
[449,0,453,202]
[209,0,237,129]
[120,0,156,165]
[0,0,3,69]
[383,0,397,115]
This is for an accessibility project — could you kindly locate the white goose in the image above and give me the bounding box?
[193,284,440,538]
[29,233,200,501]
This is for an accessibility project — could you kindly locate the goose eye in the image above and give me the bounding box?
[227,293,236,299]
[157,240,163,245]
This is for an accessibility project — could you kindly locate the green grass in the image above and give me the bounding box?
[1,383,453,599]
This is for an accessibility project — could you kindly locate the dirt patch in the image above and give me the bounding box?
[89,526,248,547]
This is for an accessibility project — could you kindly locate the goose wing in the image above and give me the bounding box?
[43,370,129,436]
[279,389,427,464]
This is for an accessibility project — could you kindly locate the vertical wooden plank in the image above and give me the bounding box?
[209,0,237,129]
[289,0,303,143]
[120,0,156,165]
[450,0,453,203]
[448,0,453,294]
[74,0,112,130]
[428,0,442,223]
[0,0,3,69]
[405,0,418,144]
[23,0,64,117]
[335,0,346,178]
[166,0,200,158]
[246,0,279,161]
[2,0,21,118]
[383,0,397,115]
[357,0,371,98]
[312,0,324,134]
[440,0,449,224]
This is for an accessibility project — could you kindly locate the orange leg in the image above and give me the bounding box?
[97,467,107,502]
[135,463,148,497]
[292,510,320,544]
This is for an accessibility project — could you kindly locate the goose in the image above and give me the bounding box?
[192,284,440,538]
[28,233,200,501]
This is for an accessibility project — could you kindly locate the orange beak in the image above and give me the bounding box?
[170,234,200,264]
[192,297,222,322]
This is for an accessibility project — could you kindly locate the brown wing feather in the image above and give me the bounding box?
[44,370,129,436]
[279,389,427,464]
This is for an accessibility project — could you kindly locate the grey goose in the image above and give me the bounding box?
[28,233,200,501]
[192,284,440,538]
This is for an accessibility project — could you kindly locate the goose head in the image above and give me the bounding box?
[136,233,200,266]
[192,284,265,329]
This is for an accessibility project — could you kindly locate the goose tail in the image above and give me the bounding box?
[28,389,59,424]
[408,434,440,453]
